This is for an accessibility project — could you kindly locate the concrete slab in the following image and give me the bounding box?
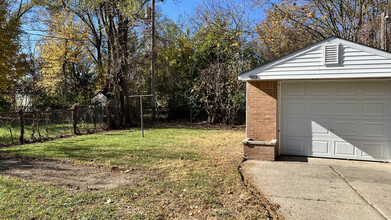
[332,163,391,218]
[242,157,391,220]
[271,197,381,220]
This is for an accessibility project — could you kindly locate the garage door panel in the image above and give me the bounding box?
[362,123,386,138]
[361,143,385,159]
[312,140,329,154]
[310,83,330,96]
[280,81,391,162]
[310,102,331,115]
[336,83,358,96]
[363,102,386,116]
[286,82,305,96]
[284,137,306,154]
[334,141,356,156]
[363,82,386,96]
[336,102,358,116]
[285,102,307,116]
[311,121,330,135]
[284,119,307,135]
[335,122,357,136]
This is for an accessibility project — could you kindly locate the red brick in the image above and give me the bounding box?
[243,144,276,161]
[245,81,278,161]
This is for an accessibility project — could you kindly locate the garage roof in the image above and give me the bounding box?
[239,37,391,81]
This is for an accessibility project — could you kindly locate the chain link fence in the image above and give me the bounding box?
[0,102,245,146]
[0,106,109,146]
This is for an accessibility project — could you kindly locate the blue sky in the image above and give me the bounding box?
[159,0,199,21]
[21,0,265,52]
[159,0,264,22]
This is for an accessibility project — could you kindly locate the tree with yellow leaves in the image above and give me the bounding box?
[255,2,317,62]
[0,0,27,93]
[37,11,96,105]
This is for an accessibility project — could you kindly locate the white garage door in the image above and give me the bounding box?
[280,80,391,162]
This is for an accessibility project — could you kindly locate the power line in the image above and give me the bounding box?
[1,27,94,42]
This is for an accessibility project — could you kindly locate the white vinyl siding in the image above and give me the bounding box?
[239,37,391,81]
[261,46,391,78]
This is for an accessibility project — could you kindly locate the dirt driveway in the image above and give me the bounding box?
[242,156,391,220]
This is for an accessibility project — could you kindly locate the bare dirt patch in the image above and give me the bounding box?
[0,156,145,191]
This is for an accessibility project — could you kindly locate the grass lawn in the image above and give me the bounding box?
[0,123,104,145]
[0,127,280,219]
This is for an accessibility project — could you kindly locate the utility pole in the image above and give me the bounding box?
[381,1,390,51]
[150,0,156,121]
[381,12,387,50]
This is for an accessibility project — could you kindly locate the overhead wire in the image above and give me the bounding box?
[1,27,95,42]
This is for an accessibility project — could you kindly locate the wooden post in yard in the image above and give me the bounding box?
[129,94,153,138]
[71,103,79,135]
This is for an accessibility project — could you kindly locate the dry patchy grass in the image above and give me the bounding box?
[0,128,282,219]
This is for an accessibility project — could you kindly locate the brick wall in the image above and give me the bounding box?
[246,81,278,141]
[243,144,276,161]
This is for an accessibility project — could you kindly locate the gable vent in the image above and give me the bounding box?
[324,44,340,65]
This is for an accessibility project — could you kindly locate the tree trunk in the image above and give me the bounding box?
[106,100,115,129]
[118,13,132,127]
[71,103,79,135]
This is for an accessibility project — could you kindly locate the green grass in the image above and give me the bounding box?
[0,122,104,145]
[0,128,281,219]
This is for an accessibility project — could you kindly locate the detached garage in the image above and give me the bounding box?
[239,37,391,162]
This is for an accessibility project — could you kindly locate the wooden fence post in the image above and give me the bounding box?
[36,111,42,139]
[8,127,14,144]
[31,109,36,140]
[89,105,96,130]
[71,104,79,135]
[19,109,24,144]
[45,108,50,138]
[106,101,114,129]
[190,108,193,123]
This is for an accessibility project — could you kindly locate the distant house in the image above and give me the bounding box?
[91,91,108,106]
[240,37,391,162]
[15,93,32,111]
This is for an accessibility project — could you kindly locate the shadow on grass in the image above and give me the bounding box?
[2,138,202,168]
[0,123,107,146]
[147,121,245,131]
[0,157,70,172]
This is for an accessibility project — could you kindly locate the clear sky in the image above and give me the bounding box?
[159,0,264,24]
[159,0,199,21]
